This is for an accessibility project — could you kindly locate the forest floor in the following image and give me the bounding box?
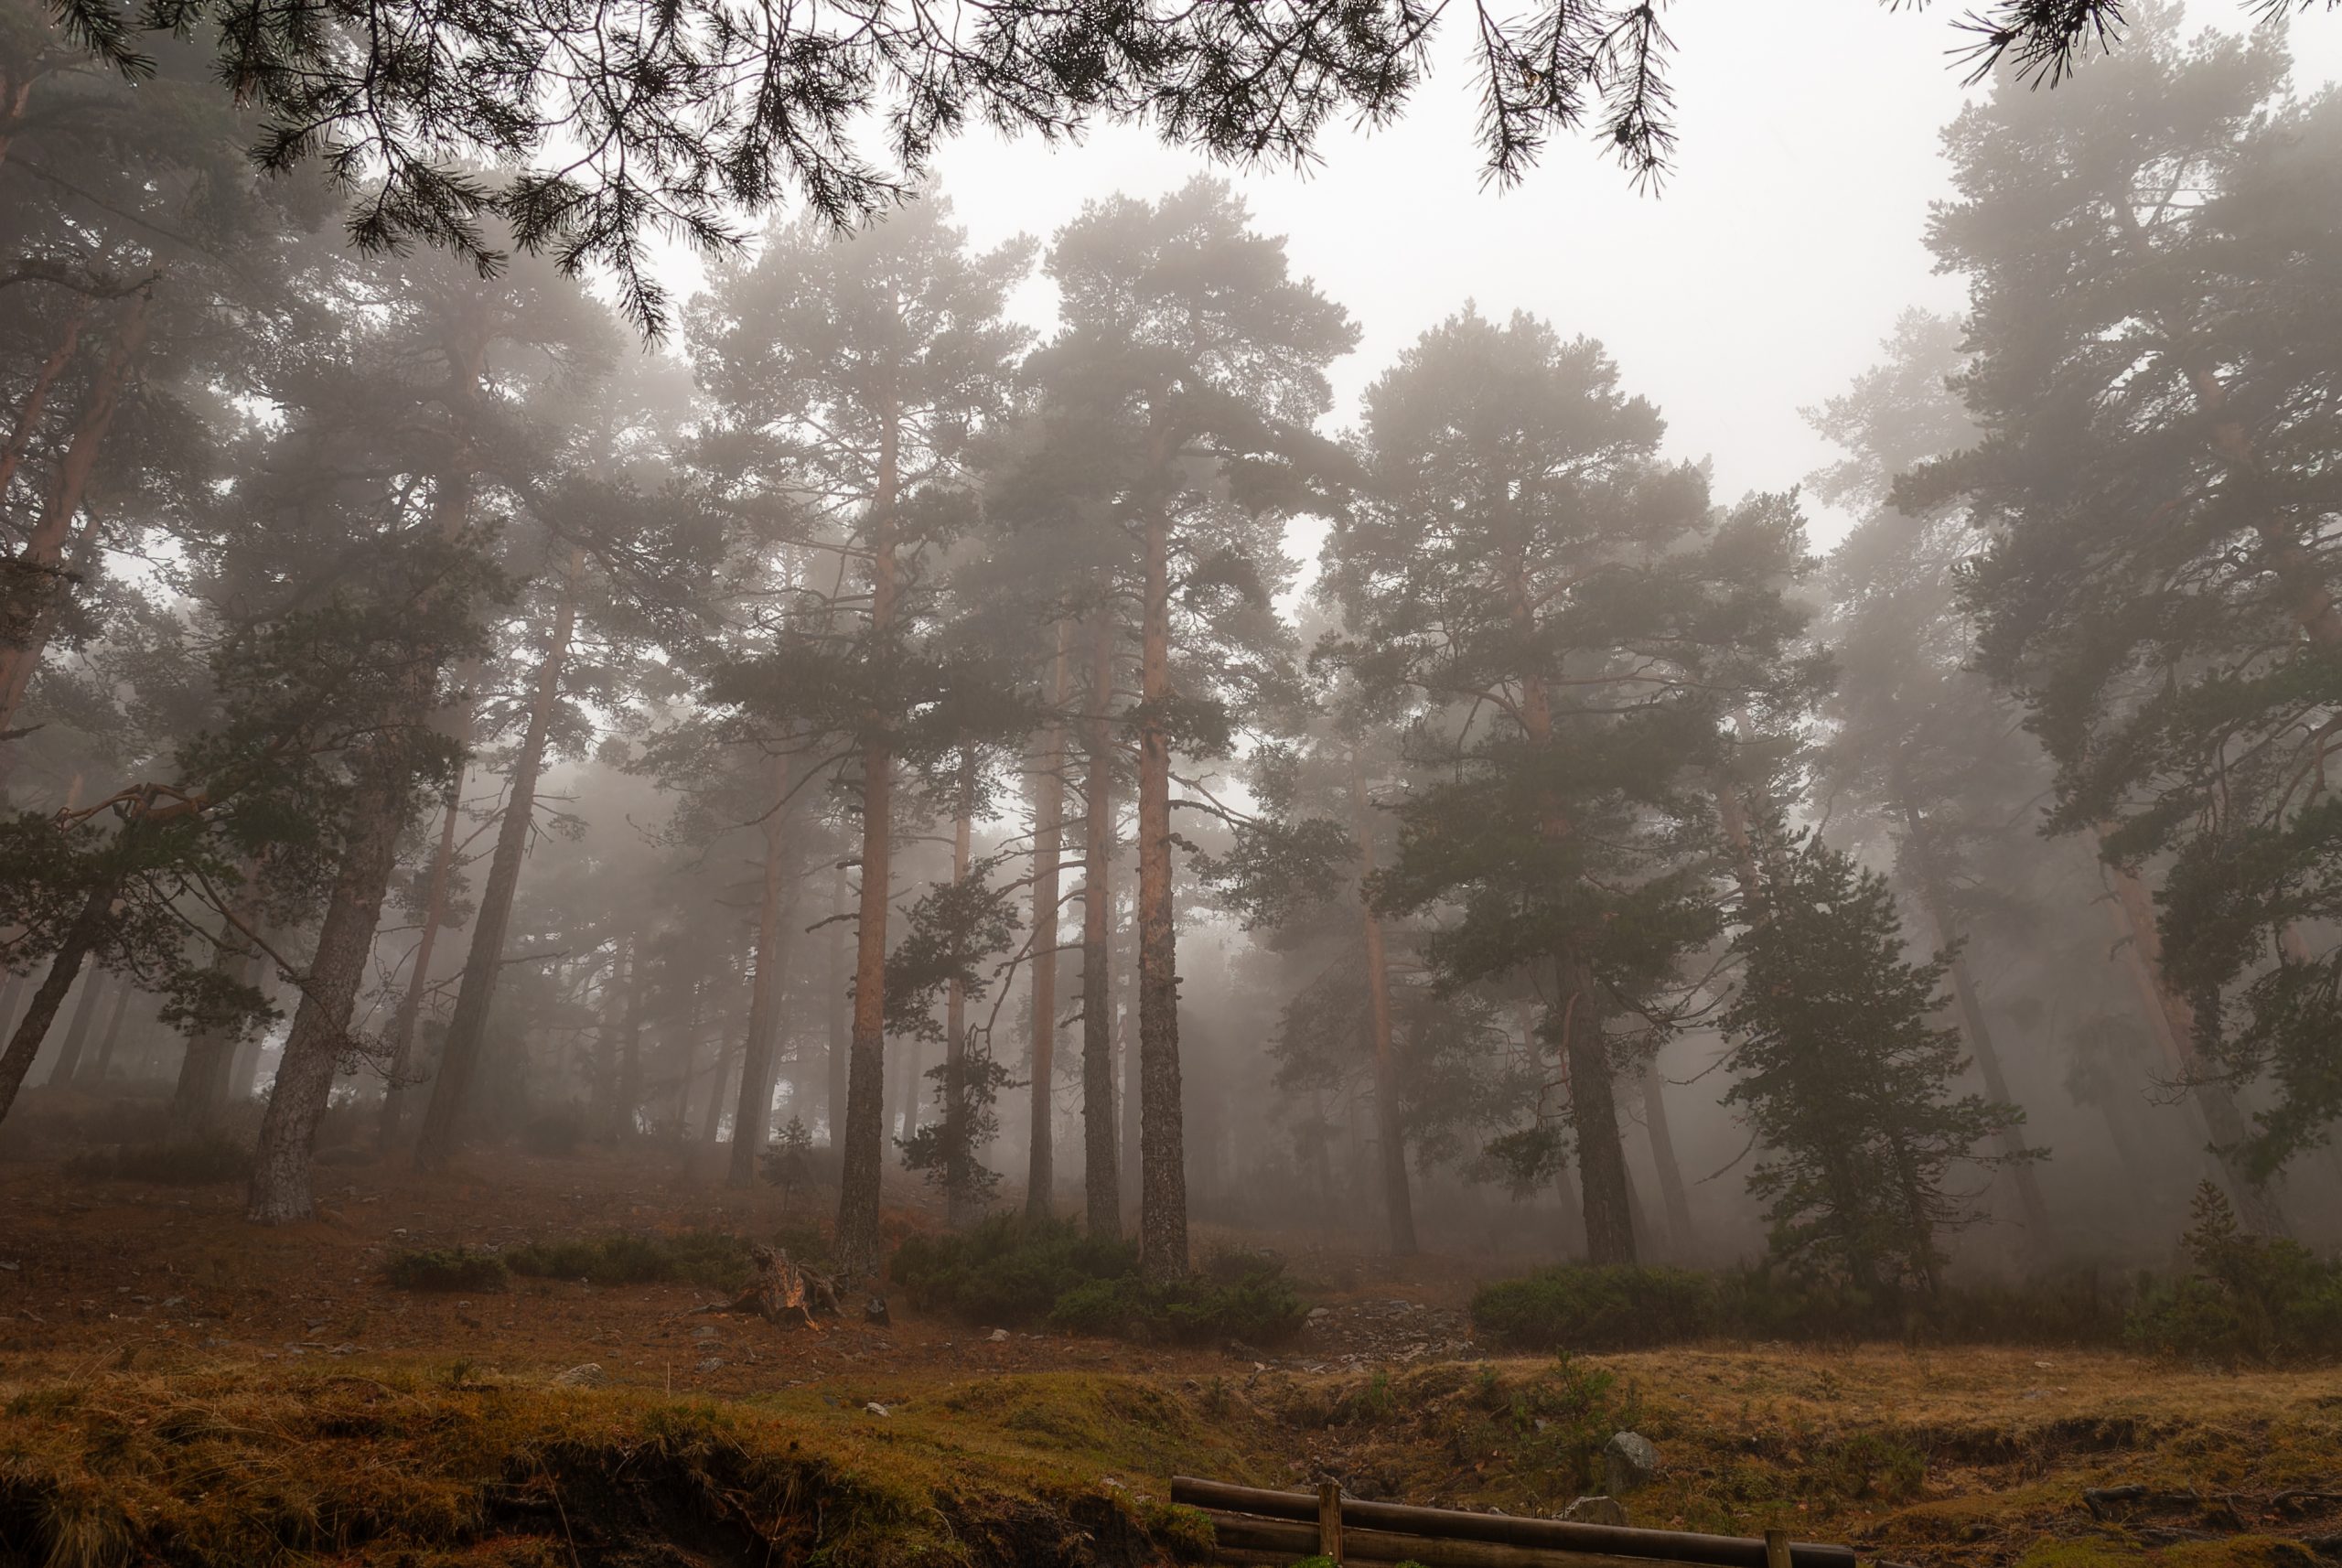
[0,1131,2337,1568]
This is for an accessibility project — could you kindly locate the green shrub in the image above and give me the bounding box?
[890,1213,1136,1326]
[1047,1256,1306,1346]
[385,1247,509,1293]
[504,1230,757,1289]
[61,1135,250,1187]
[2126,1183,2342,1365]
[1471,1263,1721,1350]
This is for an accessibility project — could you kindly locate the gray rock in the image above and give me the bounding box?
[552,1363,607,1388]
[1563,1496,1629,1528]
[1603,1431,1660,1496]
[864,1401,890,1417]
[864,1295,891,1327]
[696,1357,725,1372]
[691,1325,719,1342]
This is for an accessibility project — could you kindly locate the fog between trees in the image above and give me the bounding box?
[3,0,2341,1302]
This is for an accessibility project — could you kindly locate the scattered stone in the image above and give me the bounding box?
[692,1326,719,1342]
[1563,1496,1629,1528]
[988,1328,1010,1342]
[552,1363,607,1388]
[864,1296,891,1328]
[1603,1432,1660,1496]
[865,1402,890,1417]
[697,1357,725,1372]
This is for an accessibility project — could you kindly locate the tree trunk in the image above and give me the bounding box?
[1134,502,1187,1282]
[2099,849,2289,1235]
[834,403,900,1279]
[1080,609,1122,1240]
[42,972,104,1089]
[0,875,117,1125]
[379,681,477,1150]
[608,936,644,1139]
[0,299,89,497]
[1349,753,1417,1257]
[247,766,412,1222]
[1897,791,2054,1242]
[670,974,704,1140]
[1556,946,1634,1264]
[943,751,976,1224]
[1640,1055,1695,1258]
[1026,620,1070,1220]
[826,865,848,1141]
[414,551,583,1169]
[81,976,134,1086]
[0,285,153,735]
[727,748,795,1187]
[170,890,265,1144]
[699,1026,739,1148]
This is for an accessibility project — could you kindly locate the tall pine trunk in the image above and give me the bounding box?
[0,871,120,1124]
[42,972,105,1088]
[82,977,133,1086]
[414,551,583,1168]
[247,766,412,1221]
[2099,849,2289,1235]
[608,937,644,1139]
[942,753,976,1224]
[1640,1054,1695,1257]
[1897,788,2053,1241]
[0,285,152,736]
[1080,608,1121,1240]
[379,682,477,1149]
[1349,754,1416,1256]
[826,866,848,1141]
[1134,502,1186,1281]
[1026,622,1070,1219]
[726,749,795,1187]
[0,299,89,498]
[834,403,900,1278]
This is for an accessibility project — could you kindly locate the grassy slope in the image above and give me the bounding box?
[3,1346,2338,1567]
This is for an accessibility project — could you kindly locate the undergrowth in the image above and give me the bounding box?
[2125,1183,2342,1366]
[505,1229,768,1289]
[383,1246,510,1292]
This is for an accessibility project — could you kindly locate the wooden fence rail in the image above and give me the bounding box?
[1169,1477,1859,1568]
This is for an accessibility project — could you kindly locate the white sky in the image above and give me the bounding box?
[906,3,2342,550]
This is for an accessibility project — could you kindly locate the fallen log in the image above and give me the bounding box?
[1170,1477,1857,1568]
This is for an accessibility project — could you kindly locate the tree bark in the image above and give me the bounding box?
[0,299,89,498]
[379,771,466,1148]
[1555,947,1635,1264]
[608,936,644,1139]
[1640,1054,1695,1258]
[1026,621,1070,1220]
[1080,608,1121,1240]
[0,874,117,1125]
[1897,793,2054,1241]
[414,550,583,1168]
[699,1023,739,1147]
[1349,753,1417,1257]
[943,750,977,1224]
[247,766,412,1222]
[81,974,134,1086]
[727,748,795,1187]
[1134,500,1186,1281]
[0,285,153,735]
[826,865,848,1140]
[42,971,104,1089]
[834,402,900,1278]
[2099,849,2289,1235]
[170,889,264,1144]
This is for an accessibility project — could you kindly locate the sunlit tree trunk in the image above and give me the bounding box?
[726,748,796,1187]
[1134,496,1187,1281]
[1026,621,1070,1220]
[415,550,584,1168]
[1080,608,1121,1240]
[835,402,900,1277]
[1348,753,1417,1257]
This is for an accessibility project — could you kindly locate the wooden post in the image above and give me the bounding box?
[1318,1481,1343,1563]
[1765,1529,1792,1568]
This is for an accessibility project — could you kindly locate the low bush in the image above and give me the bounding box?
[385,1247,509,1293]
[2126,1183,2342,1365]
[504,1230,761,1289]
[61,1135,251,1187]
[1047,1255,1306,1346]
[890,1213,1136,1326]
[519,1112,585,1157]
[1471,1263,1721,1350]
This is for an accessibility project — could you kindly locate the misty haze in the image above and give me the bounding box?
[2,1,2341,1564]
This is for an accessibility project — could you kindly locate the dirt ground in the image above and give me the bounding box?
[2,1133,2340,1568]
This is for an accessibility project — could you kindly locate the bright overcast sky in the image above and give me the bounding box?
[908,3,2342,550]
